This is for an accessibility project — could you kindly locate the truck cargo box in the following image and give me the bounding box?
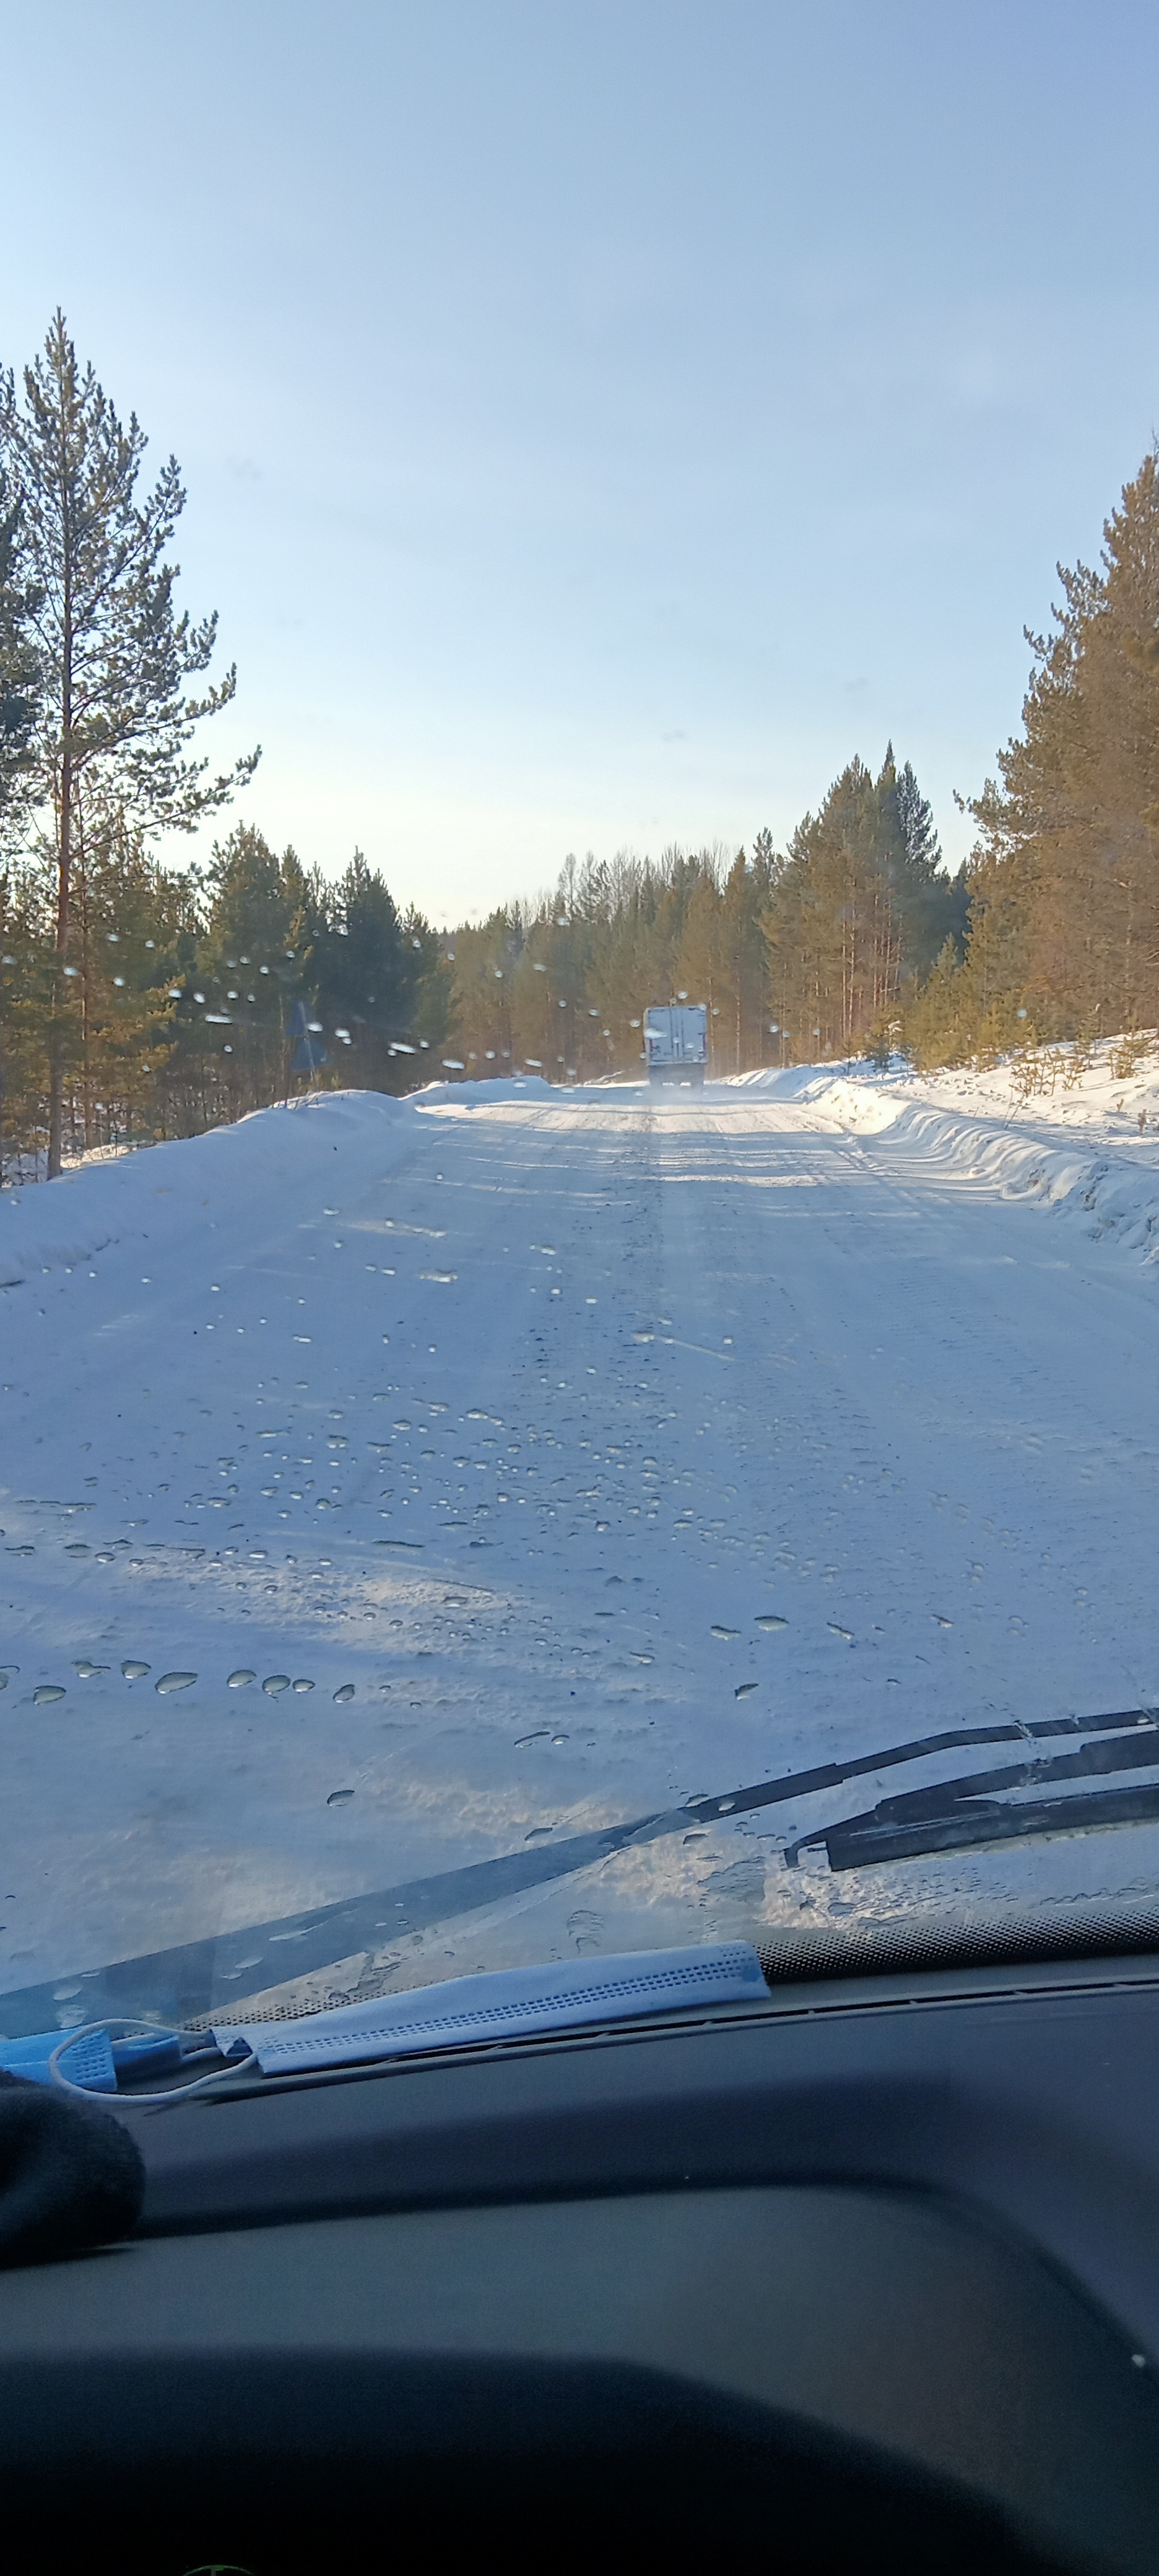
[644,1003,708,1086]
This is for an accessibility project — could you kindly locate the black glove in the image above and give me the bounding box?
[0,2068,145,2267]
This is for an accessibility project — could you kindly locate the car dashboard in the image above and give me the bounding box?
[6,1948,1159,2573]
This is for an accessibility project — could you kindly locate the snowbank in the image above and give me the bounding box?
[0,1089,416,1287]
[0,1079,565,1291]
[414,1075,556,1110]
[726,1045,1159,1269]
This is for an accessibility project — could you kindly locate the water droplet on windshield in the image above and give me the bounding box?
[333,1683,356,1702]
[121,1660,149,1680]
[735,1681,758,1698]
[711,1625,737,1640]
[292,1677,315,1692]
[754,1615,788,1632]
[227,1669,256,1688]
[514,1730,550,1747]
[155,1671,197,1694]
[327,1788,355,1806]
[33,1684,67,1704]
[263,1674,291,1695]
[72,1660,107,1678]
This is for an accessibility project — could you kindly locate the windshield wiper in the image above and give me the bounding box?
[1,1708,1154,2037]
[786,1715,1159,1870]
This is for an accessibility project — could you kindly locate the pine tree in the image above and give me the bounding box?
[716,850,770,1071]
[0,853,51,1176]
[0,463,40,846]
[673,872,725,1059]
[895,757,940,875]
[175,822,307,1119]
[0,313,259,1171]
[449,910,522,1073]
[758,752,958,1060]
[309,851,445,1090]
[67,803,178,1151]
[966,448,1159,1035]
[875,746,964,976]
[761,760,892,1056]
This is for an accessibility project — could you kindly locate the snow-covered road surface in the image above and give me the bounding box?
[2,1073,1158,2029]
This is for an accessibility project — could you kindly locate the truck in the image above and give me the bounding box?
[643,1002,708,1088]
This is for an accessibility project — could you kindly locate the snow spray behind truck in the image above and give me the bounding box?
[643,1003,708,1087]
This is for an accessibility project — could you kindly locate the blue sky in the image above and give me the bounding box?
[4,1,1158,923]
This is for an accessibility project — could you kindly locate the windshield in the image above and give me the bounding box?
[2,9,1159,2050]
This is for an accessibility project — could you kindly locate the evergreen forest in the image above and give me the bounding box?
[2,313,1157,1180]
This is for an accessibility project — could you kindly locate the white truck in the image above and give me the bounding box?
[643,1002,708,1087]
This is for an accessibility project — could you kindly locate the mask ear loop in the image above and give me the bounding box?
[48,2019,255,2106]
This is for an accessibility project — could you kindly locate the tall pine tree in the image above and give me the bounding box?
[967,448,1159,1035]
[0,313,259,1170]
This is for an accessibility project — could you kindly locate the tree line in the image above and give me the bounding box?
[3,310,1156,1179]
[445,752,963,1084]
[449,446,1159,1086]
[0,820,451,1177]
[432,450,1159,1081]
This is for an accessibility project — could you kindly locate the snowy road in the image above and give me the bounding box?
[2,1076,1158,2026]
